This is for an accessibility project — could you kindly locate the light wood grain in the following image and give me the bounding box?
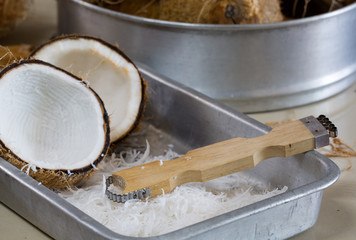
[113,119,316,198]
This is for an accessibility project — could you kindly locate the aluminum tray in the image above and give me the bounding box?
[0,65,339,239]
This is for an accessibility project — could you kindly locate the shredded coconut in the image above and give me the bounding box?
[20,162,38,175]
[91,161,98,170]
[57,141,287,237]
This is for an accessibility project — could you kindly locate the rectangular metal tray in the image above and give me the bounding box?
[0,65,339,239]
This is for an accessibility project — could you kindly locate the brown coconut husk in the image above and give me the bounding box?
[0,145,96,188]
[0,0,31,37]
[286,0,356,19]
[0,44,33,68]
[99,0,284,24]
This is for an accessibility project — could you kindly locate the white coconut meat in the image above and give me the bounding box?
[31,36,144,145]
[0,60,109,175]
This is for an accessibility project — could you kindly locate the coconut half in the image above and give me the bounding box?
[0,60,110,188]
[31,35,145,148]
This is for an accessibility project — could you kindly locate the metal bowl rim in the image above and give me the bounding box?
[69,0,356,31]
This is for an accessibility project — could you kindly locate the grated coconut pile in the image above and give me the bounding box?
[58,141,287,237]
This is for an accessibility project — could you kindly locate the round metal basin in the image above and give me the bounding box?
[57,0,356,112]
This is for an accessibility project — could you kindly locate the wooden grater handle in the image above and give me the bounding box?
[110,116,333,201]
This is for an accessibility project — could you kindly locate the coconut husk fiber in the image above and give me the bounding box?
[0,0,31,37]
[100,0,284,24]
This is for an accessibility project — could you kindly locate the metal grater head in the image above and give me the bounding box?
[105,176,151,203]
[317,115,338,138]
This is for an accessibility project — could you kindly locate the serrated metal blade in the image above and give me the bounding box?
[105,176,151,203]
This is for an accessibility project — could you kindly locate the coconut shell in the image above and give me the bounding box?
[30,35,147,152]
[0,60,110,189]
[100,0,284,24]
[107,77,147,154]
